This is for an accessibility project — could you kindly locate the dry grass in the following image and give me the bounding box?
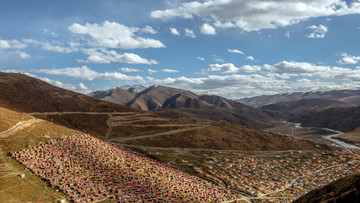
[0,107,32,132]
[337,128,360,147]
[0,108,82,202]
[125,121,332,151]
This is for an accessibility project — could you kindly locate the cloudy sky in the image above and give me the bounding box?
[1,0,360,98]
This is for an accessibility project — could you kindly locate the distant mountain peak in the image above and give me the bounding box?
[119,84,146,93]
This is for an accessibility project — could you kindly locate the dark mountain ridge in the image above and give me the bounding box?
[90,85,277,128]
[237,89,360,108]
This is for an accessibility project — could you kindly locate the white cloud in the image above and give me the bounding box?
[285,31,290,38]
[141,25,157,34]
[151,0,360,32]
[42,43,79,53]
[43,29,58,37]
[306,24,328,38]
[200,23,216,35]
[119,67,141,72]
[208,63,240,73]
[240,65,261,72]
[162,68,179,73]
[0,39,27,49]
[247,56,254,61]
[228,49,244,54]
[148,69,158,74]
[197,56,205,61]
[23,38,79,53]
[338,53,360,64]
[16,51,30,59]
[271,61,330,74]
[81,48,158,65]
[170,27,180,36]
[68,21,165,49]
[212,55,224,62]
[185,28,196,38]
[35,66,143,81]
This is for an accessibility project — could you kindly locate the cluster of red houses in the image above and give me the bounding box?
[11,134,239,202]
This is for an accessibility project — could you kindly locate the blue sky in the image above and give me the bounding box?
[1,0,360,98]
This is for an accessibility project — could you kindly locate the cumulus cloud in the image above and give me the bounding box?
[306,24,328,38]
[200,23,216,35]
[228,49,244,54]
[208,63,260,73]
[271,61,330,74]
[151,0,360,32]
[68,21,165,49]
[185,28,196,38]
[35,66,143,81]
[141,25,157,34]
[16,51,30,59]
[212,55,224,62]
[43,29,58,37]
[119,67,141,72]
[148,69,158,74]
[240,65,261,72]
[338,53,360,64]
[162,68,179,73]
[23,38,79,53]
[170,27,180,36]
[208,63,240,73]
[81,48,158,65]
[0,39,27,49]
[247,56,254,61]
[197,57,205,61]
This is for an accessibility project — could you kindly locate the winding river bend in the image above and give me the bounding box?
[322,128,360,150]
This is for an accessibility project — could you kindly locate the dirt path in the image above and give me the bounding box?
[29,111,139,116]
[0,118,41,138]
[116,124,210,141]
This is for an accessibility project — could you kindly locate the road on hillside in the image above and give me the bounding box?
[0,118,39,138]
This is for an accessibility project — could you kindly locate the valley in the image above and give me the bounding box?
[2,106,359,202]
[0,72,359,202]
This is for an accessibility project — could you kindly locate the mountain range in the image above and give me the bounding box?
[89,85,277,128]
[237,89,360,108]
[235,88,360,133]
[0,72,320,151]
[90,85,360,133]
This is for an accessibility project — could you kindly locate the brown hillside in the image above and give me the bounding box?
[0,72,136,113]
[237,89,360,107]
[290,106,360,132]
[261,98,356,120]
[122,121,332,151]
[91,87,136,105]
[91,85,277,128]
[294,173,360,203]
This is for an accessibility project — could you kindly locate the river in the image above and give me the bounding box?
[322,128,360,150]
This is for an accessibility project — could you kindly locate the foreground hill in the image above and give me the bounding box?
[290,106,360,132]
[237,89,360,108]
[0,72,136,113]
[90,85,277,128]
[294,173,360,203]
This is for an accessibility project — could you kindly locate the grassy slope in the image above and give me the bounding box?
[0,107,82,203]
